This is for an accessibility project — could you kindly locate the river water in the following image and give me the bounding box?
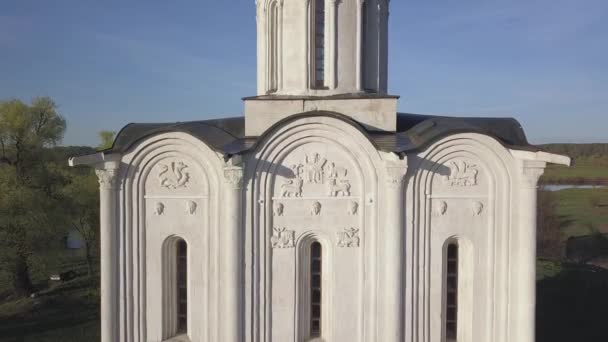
[541,184,607,191]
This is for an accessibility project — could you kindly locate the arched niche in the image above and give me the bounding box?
[295,231,334,342]
[407,133,516,342]
[247,115,383,342]
[161,235,190,340]
[440,236,474,342]
[117,132,223,342]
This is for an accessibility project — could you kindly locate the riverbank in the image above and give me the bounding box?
[539,145,608,185]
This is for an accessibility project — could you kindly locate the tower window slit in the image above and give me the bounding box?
[177,240,188,334]
[310,241,322,337]
[446,243,458,341]
[268,2,279,93]
[313,0,325,87]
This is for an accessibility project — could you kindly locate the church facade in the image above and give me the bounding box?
[71,1,569,342]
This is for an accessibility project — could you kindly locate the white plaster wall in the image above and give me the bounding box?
[117,133,224,342]
[101,125,548,342]
[144,155,208,341]
[255,0,388,95]
[405,133,519,342]
[243,98,398,136]
[245,116,387,342]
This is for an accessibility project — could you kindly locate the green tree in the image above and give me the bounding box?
[0,97,67,296]
[98,130,116,150]
[62,171,99,276]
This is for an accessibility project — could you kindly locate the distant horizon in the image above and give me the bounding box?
[1,0,607,146]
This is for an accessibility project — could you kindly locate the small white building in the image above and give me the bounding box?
[71,1,569,342]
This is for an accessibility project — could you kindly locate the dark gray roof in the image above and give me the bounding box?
[242,93,400,101]
[105,111,535,156]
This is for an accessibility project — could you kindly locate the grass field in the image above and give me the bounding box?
[0,250,100,342]
[0,276,100,342]
[542,155,608,184]
[552,187,608,237]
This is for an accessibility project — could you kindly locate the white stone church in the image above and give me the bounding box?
[71,1,570,342]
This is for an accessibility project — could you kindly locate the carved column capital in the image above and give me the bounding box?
[521,160,546,189]
[224,167,244,189]
[95,167,120,190]
[223,156,244,190]
[385,160,408,188]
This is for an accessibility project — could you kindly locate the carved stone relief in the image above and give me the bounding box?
[186,201,197,215]
[304,153,327,184]
[155,202,165,216]
[311,201,322,216]
[158,161,190,189]
[326,162,348,179]
[273,202,284,216]
[443,160,479,186]
[277,153,352,198]
[471,201,484,216]
[347,201,359,215]
[433,200,448,216]
[280,178,303,197]
[337,227,360,248]
[327,178,351,197]
[271,227,295,248]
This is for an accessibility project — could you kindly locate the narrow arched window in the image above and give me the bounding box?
[310,241,322,337]
[163,237,189,339]
[445,243,458,341]
[313,0,325,88]
[176,239,188,333]
[360,1,367,89]
[268,1,279,93]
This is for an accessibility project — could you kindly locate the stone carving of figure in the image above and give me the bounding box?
[290,163,304,180]
[328,178,351,197]
[158,161,190,189]
[444,160,479,186]
[270,227,295,248]
[433,200,448,216]
[305,153,327,184]
[273,202,284,216]
[186,201,197,215]
[327,162,347,180]
[280,178,303,197]
[337,227,360,247]
[311,201,322,216]
[472,201,484,216]
[155,202,165,216]
[347,201,359,215]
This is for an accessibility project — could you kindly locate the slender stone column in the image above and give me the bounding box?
[95,165,120,342]
[516,160,545,342]
[383,158,408,342]
[221,159,245,342]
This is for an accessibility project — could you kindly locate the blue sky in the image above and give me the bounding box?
[0,0,606,146]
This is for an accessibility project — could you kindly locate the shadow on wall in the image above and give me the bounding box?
[536,262,608,342]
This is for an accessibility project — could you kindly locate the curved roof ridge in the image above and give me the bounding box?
[102,111,535,156]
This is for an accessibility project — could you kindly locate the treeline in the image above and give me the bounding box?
[539,143,608,159]
[0,97,104,298]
